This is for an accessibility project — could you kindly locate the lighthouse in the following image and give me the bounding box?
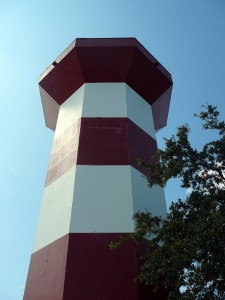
[24,38,173,300]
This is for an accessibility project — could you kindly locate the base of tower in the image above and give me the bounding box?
[24,233,168,300]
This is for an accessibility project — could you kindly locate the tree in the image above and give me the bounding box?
[110,104,225,300]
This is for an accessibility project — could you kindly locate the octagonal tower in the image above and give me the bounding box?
[24,38,173,300]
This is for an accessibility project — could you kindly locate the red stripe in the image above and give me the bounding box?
[24,233,168,300]
[45,118,157,187]
[24,235,68,300]
[78,118,157,168]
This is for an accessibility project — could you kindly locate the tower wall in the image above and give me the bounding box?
[24,38,172,300]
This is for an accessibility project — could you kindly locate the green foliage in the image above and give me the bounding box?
[110,104,225,300]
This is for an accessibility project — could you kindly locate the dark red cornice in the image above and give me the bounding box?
[39,38,173,131]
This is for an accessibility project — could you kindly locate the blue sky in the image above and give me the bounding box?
[0,1,225,299]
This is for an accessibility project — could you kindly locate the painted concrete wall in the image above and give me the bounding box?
[55,83,156,138]
[33,164,166,253]
[54,84,84,138]
[82,83,156,138]
[25,38,172,300]
[33,167,75,253]
[32,83,166,254]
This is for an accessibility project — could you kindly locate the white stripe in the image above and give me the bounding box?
[54,83,156,140]
[54,85,84,138]
[32,167,75,253]
[33,166,166,253]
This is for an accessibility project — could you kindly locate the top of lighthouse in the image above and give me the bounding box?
[39,38,173,131]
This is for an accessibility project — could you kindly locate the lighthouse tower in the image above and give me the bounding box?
[24,38,173,300]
